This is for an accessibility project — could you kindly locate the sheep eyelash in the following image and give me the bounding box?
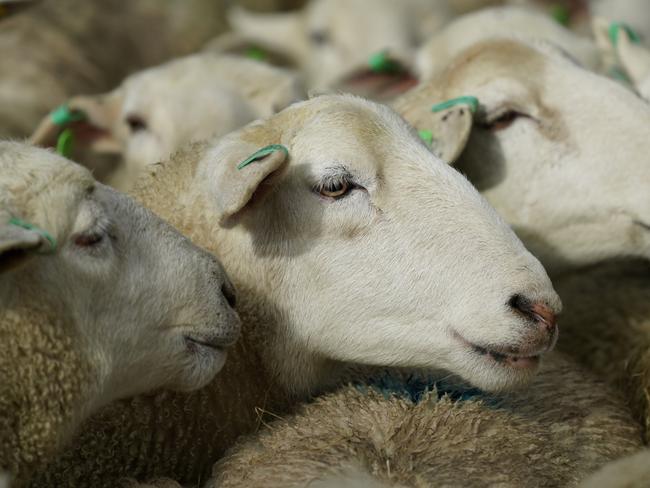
[312,166,356,194]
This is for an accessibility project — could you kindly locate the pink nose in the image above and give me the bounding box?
[509,295,558,335]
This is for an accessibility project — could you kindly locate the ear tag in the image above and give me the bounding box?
[237,144,289,170]
[50,104,86,126]
[609,22,642,46]
[246,46,268,61]
[418,129,433,146]
[368,50,401,74]
[56,128,74,157]
[9,217,57,253]
[431,96,479,114]
[549,4,570,26]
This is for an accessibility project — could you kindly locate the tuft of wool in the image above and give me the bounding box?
[211,353,642,488]
[556,259,650,441]
[0,303,93,487]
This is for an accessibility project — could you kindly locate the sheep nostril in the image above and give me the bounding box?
[221,282,237,309]
[508,294,557,333]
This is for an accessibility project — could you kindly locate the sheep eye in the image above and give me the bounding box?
[309,30,329,45]
[318,180,350,199]
[74,232,103,247]
[126,114,147,133]
[479,110,522,132]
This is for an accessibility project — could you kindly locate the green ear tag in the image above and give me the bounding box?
[418,129,433,146]
[609,22,642,46]
[56,128,74,157]
[431,96,479,114]
[50,104,85,126]
[237,144,289,170]
[9,217,57,253]
[549,4,570,26]
[246,46,267,61]
[368,51,400,74]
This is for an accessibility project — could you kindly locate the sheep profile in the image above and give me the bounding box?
[30,53,305,191]
[34,95,560,486]
[0,142,240,486]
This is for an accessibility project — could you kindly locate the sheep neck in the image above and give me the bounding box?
[0,302,95,486]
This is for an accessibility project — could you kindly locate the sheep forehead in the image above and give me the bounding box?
[0,143,92,231]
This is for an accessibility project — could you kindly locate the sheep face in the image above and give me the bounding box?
[228,0,447,90]
[398,39,650,273]
[30,54,304,191]
[203,95,561,393]
[0,143,240,404]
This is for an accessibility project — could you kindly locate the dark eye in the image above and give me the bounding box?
[479,110,522,131]
[318,180,350,199]
[126,114,147,133]
[74,232,103,247]
[309,30,329,45]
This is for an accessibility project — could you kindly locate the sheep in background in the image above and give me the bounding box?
[33,95,560,486]
[30,53,305,191]
[210,353,642,487]
[0,0,232,139]
[0,142,240,486]
[224,0,453,93]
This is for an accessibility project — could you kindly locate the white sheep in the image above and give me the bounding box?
[210,352,642,487]
[226,0,454,91]
[396,38,650,436]
[396,37,650,274]
[0,142,240,486]
[415,6,601,80]
[34,94,561,486]
[30,53,305,191]
[0,0,230,139]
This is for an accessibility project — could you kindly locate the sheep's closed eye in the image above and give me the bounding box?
[74,232,103,247]
[126,114,147,133]
[309,30,329,45]
[478,110,524,132]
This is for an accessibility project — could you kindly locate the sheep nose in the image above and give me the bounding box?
[508,294,558,334]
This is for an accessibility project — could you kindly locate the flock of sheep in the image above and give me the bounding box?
[2,0,650,486]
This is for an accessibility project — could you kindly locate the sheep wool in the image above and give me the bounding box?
[0,304,94,486]
[211,353,642,488]
[556,259,650,442]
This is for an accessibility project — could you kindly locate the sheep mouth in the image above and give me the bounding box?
[453,332,544,370]
[184,335,226,354]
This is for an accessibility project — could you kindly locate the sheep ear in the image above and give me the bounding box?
[30,94,123,156]
[399,100,474,164]
[0,222,46,273]
[614,29,650,98]
[210,138,289,225]
[228,7,306,62]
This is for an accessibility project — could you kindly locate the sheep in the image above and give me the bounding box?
[395,38,650,275]
[30,52,305,191]
[395,38,650,437]
[0,0,229,139]
[209,352,642,488]
[0,142,240,487]
[592,17,650,100]
[578,449,650,488]
[33,94,561,486]
[414,6,602,80]
[225,0,454,92]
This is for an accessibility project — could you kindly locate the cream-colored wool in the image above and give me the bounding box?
[555,259,650,442]
[0,0,231,139]
[579,449,650,488]
[211,353,642,488]
[30,53,305,191]
[0,143,239,487]
[35,95,560,486]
